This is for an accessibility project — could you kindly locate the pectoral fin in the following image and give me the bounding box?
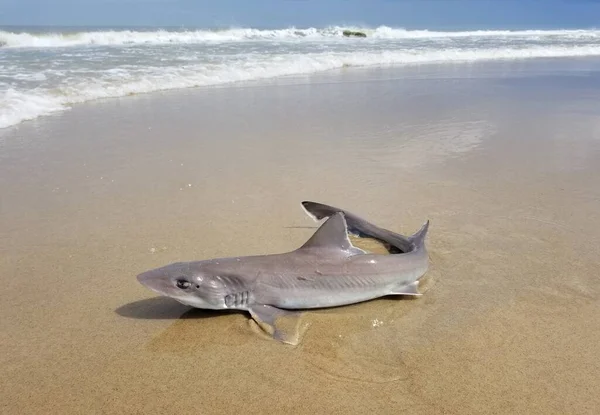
[248,305,307,346]
[388,281,422,296]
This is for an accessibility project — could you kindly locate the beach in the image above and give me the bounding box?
[1,59,600,414]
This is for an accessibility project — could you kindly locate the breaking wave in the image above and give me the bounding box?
[2,25,600,129]
[1,26,600,48]
[3,44,600,130]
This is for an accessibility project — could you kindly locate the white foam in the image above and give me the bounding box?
[1,27,600,48]
[3,43,600,129]
[368,26,600,39]
[0,89,65,129]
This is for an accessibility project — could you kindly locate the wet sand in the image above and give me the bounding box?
[1,59,600,414]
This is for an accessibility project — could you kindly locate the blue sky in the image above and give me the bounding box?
[1,0,599,29]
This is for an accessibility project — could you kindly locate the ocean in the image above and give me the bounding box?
[1,25,600,129]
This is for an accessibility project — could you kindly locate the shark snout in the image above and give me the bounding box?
[136,270,154,286]
[136,270,171,295]
[136,271,153,286]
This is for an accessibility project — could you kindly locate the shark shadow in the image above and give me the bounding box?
[115,296,243,320]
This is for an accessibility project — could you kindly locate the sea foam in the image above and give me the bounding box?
[1,26,599,48]
[2,26,600,129]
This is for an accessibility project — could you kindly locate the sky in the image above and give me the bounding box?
[1,0,599,29]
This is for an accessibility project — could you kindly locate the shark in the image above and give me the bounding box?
[136,201,430,344]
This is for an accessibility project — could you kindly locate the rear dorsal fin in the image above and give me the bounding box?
[299,212,364,255]
[408,220,430,249]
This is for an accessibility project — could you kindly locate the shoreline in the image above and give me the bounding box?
[3,55,600,133]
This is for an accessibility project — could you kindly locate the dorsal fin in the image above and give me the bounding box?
[299,212,364,255]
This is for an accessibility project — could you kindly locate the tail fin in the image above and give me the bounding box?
[301,201,340,221]
[302,201,382,239]
[302,201,428,254]
[408,220,430,249]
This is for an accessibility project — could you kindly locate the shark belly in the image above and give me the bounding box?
[272,288,388,309]
[256,271,420,310]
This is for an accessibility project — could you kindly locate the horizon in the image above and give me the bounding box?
[1,0,600,30]
[1,23,599,33]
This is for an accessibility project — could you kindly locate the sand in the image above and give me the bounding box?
[1,59,600,414]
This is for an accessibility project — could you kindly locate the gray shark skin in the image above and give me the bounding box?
[137,201,430,345]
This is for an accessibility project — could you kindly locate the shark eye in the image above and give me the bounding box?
[175,279,191,289]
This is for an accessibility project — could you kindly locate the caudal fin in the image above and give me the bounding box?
[301,201,429,253]
[408,220,430,249]
[301,201,342,221]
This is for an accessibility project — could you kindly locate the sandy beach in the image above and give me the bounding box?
[1,58,600,414]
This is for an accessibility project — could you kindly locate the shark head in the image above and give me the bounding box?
[136,262,229,309]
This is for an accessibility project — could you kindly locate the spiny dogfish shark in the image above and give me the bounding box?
[137,201,430,345]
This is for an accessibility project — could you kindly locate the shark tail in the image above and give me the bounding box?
[301,201,377,238]
[408,220,430,249]
[301,201,428,253]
